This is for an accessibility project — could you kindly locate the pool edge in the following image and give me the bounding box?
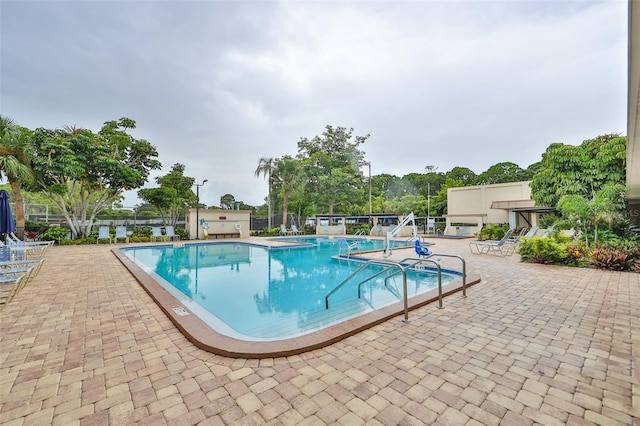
[112,248,481,359]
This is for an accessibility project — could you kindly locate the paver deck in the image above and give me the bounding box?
[1,238,638,425]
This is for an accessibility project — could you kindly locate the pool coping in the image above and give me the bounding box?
[112,246,481,359]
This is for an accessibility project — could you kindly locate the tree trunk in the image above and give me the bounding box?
[9,179,25,238]
[282,189,289,226]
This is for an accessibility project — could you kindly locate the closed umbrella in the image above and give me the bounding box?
[0,189,17,239]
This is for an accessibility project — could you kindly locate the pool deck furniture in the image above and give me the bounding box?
[468,227,516,256]
[0,238,636,425]
[207,231,241,239]
[164,226,179,241]
[114,226,129,244]
[150,227,166,242]
[96,226,112,244]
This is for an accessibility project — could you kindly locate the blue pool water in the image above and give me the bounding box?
[121,237,456,340]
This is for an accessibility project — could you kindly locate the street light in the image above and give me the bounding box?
[194,179,208,239]
[365,161,372,214]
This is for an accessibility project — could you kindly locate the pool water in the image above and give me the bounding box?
[121,238,456,340]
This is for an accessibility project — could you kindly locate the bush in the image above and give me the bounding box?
[38,226,71,243]
[589,242,640,271]
[518,237,568,264]
[476,224,509,241]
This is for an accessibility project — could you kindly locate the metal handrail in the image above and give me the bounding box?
[324,251,467,323]
[324,260,403,309]
[400,253,467,297]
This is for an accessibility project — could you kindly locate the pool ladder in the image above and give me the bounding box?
[324,254,467,322]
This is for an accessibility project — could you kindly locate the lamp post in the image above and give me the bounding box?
[427,182,430,219]
[194,179,208,239]
[365,161,372,214]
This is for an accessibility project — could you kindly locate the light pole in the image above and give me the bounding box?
[365,161,372,214]
[194,179,208,239]
[427,182,430,219]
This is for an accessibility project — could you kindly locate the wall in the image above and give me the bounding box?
[186,209,251,239]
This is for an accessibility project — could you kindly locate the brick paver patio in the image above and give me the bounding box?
[0,238,638,425]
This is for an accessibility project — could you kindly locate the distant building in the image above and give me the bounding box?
[445,181,553,236]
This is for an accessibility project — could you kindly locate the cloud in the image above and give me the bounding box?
[1,0,627,208]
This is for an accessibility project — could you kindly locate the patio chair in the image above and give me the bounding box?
[9,232,53,248]
[370,223,382,236]
[524,226,539,238]
[150,227,165,242]
[279,224,292,236]
[96,226,112,244]
[0,267,34,308]
[338,238,358,257]
[0,258,45,280]
[114,226,129,244]
[3,239,49,260]
[414,239,432,258]
[290,224,303,235]
[165,226,179,241]
[469,228,516,256]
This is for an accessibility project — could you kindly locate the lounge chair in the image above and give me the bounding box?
[0,266,34,308]
[8,232,53,248]
[524,226,539,238]
[337,223,345,234]
[290,224,303,235]
[114,226,129,244]
[96,226,112,244]
[3,239,48,260]
[150,227,165,242]
[414,239,432,258]
[338,238,358,256]
[0,258,45,280]
[370,223,382,236]
[165,226,179,241]
[279,224,292,236]
[469,228,516,256]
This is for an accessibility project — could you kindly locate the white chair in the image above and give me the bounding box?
[114,226,129,243]
[338,238,358,257]
[150,227,165,242]
[279,224,292,236]
[96,226,112,244]
[165,226,179,241]
[290,224,302,235]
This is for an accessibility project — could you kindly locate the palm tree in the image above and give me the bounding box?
[274,156,303,226]
[0,115,33,238]
[255,157,275,230]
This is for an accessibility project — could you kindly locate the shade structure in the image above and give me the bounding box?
[0,189,16,236]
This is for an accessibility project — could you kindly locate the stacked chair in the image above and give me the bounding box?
[1,232,52,309]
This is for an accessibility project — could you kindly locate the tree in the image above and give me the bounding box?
[0,115,34,237]
[446,167,477,186]
[530,134,626,207]
[220,193,236,209]
[556,183,627,249]
[297,125,369,214]
[255,157,275,229]
[30,117,161,238]
[138,163,195,226]
[476,162,529,185]
[272,155,303,225]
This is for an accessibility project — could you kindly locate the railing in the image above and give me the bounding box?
[324,253,467,321]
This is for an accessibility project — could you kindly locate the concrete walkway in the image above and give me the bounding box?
[0,238,638,425]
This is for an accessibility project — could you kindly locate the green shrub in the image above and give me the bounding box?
[476,224,509,241]
[518,237,568,264]
[38,226,70,243]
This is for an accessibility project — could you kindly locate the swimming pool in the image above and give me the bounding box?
[115,237,479,357]
[121,238,453,338]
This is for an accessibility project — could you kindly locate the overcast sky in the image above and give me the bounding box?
[1,0,628,208]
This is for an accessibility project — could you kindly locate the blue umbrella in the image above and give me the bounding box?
[0,189,17,237]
